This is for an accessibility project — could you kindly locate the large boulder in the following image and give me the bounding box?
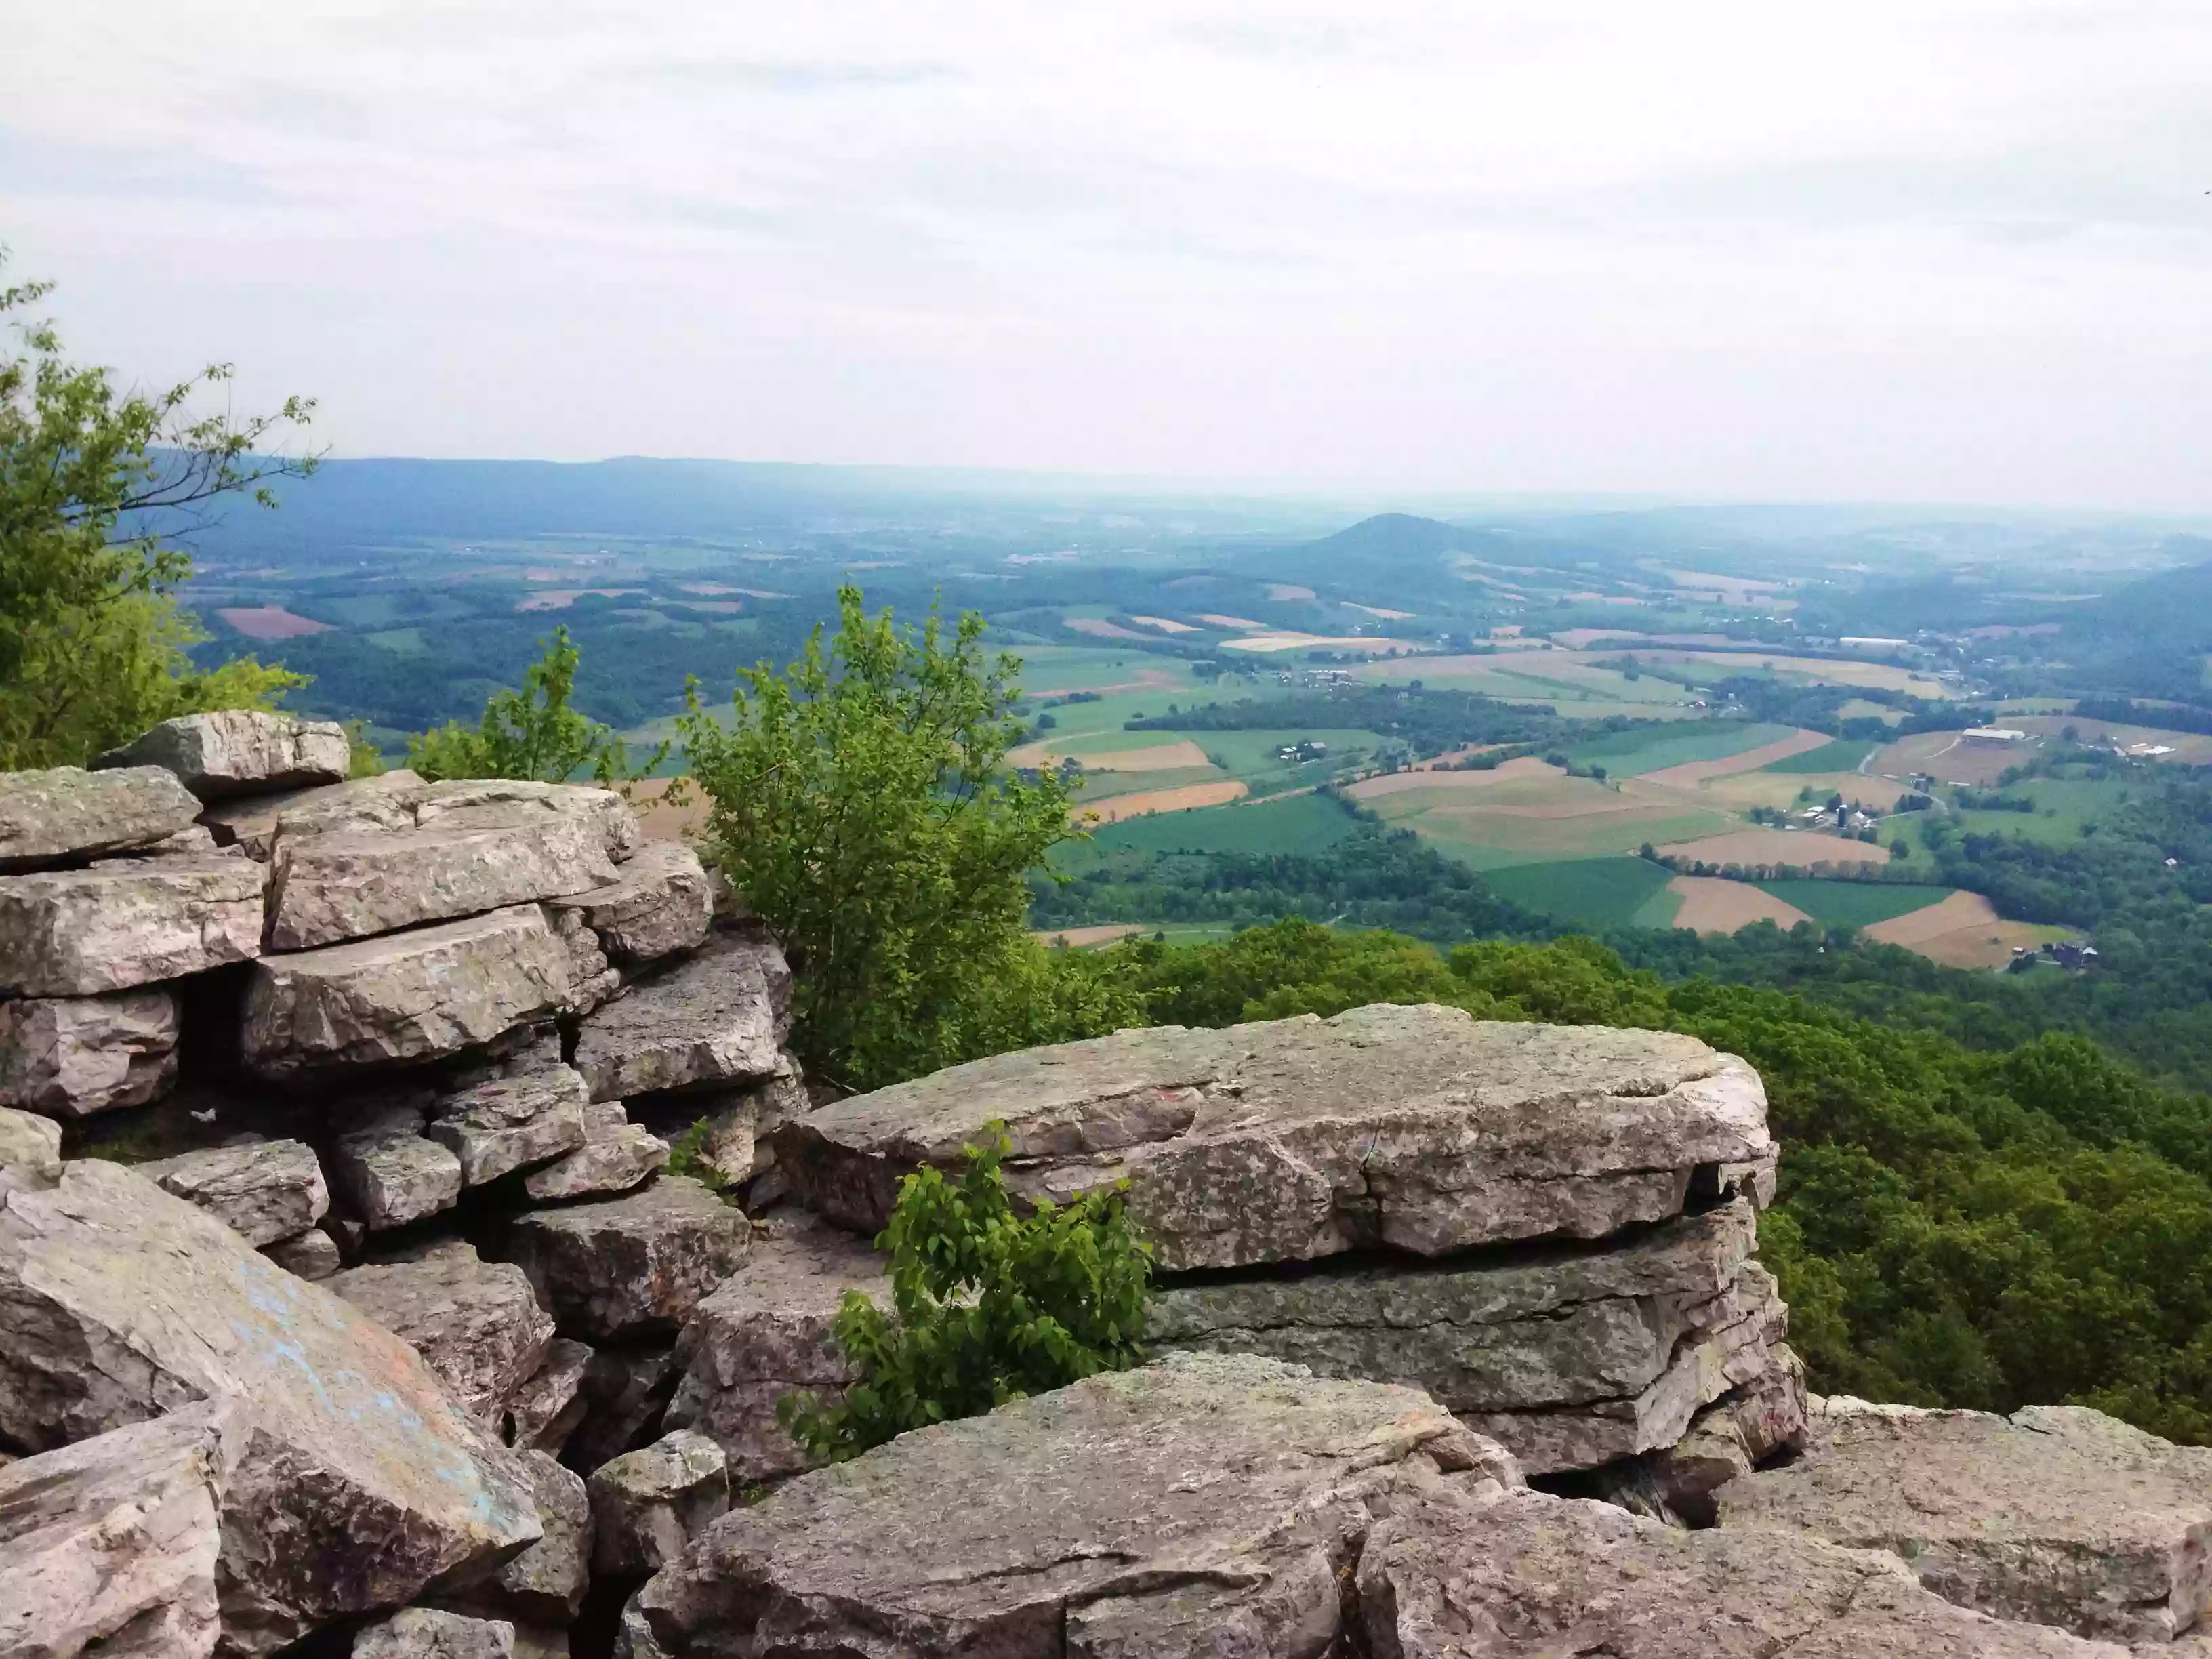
[571,928,792,1103]
[547,841,712,966]
[330,1103,464,1230]
[1360,1481,2130,1659]
[0,851,265,996]
[202,769,426,861]
[138,1138,331,1248]
[425,1068,591,1187]
[665,1213,890,1481]
[590,1430,729,1580]
[95,710,350,800]
[1715,1397,2212,1643]
[265,807,620,951]
[1150,1197,1794,1474]
[520,1101,669,1202]
[629,1351,1519,1658]
[0,1105,64,1181]
[351,1607,516,1658]
[0,763,203,872]
[241,904,573,1075]
[0,1398,243,1659]
[325,1242,557,1430]
[0,987,179,1116]
[781,1004,1775,1271]
[505,1177,749,1341]
[0,1160,540,1653]
[411,779,642,865]
[446,1450,592,1626]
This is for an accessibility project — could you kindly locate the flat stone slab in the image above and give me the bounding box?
[1715,1397,2212,1643]
[0,850,266,996]
[631,1351,1519,1658]
[96,710,351,800]
[203,769,426,861]
[0,1160,539,1654]
[667,1212,891,1481]
[506,1176,750,1341]
[326,1241,556,1430]
[571,928,792,1103]
[266,806,619,950]
[521,1100,668,1202]
[1151,1197,1793,1473]
[1361,1482,2132,1659]
[0,1397,243,1659]
[0,763,203,871]
[0,987,179,1116]
[139,1137,331,1246]
[241,903,573,1075]
[426,1067,591,1185]
[331,1103,464,1229]
[548,840,712,966]
[782,1004,1776,1271]
[413,779,643,863]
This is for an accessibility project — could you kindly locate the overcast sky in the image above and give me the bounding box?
[7,2,2211,508]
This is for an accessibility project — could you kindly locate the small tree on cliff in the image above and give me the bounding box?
[406,626,664,785]
[680,586,1091,1089]
[0,255,317,769]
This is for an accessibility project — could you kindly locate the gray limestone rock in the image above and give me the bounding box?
[0,763,203,872]
[203,769,426,861]
[241,904,573,1076]
[1360,1481,2130,1659]
[548,841,712,966]
[0,850,265,996]
[589,1430,728,1580]
[506,1176,749,1341]
[1149,1197,1792,1474]
[426,1068,590,1186]
[138,1138,331,1247]
[665,1212,890,1481]
[95,710,350,800]
[521,1101,668,1203]
[1715,1396,2212,1643]
[507,1338,593,1454]
[412,779,643,864]
[330,1105,465,1230]
[0,1105,63,1181]
[262,1226,343,1281]
[265,806,619,951]
[447,1450,593,1626]
[1629,1343,1809,1517]
[549,904,621,1016]
[780,1004,1776,1271]
[0,989,180,1116]
[326,1242,556,1430]
[352,1607,516,1658]
[571,928,792,1103]
[0,1399,244,1659]
[629,1351,1519,1658]
[0,1160,540,1654]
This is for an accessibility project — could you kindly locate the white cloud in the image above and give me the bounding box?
[5,0,2211,506]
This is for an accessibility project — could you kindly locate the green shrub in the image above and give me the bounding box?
[406,625,663,784]
[779,1126,1153,1461]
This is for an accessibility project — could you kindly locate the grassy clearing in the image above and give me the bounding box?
[1763,738,1879,774]
[1483,857,1677,930]
[365,627,426,653]
[1088,791,1358,856]
[1375,779,1734,868]
[1568,720,1795,777]
[1752,880,1956,928]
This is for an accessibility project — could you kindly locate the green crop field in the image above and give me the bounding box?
[1763,738,1879,773]
[365,628,426,653]
[1483,857,1679,930]
[1189,729,1387,779]
[1089,791,1359,856]
[1566,720,1795,776]
[1753,880,1955,928]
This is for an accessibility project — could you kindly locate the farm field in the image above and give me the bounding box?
[1010,644,1207,699]
[1087,790,1359,855]
[1483,857,1679,931]
[2009,715,2212,765]
[1371,775,1732,869]
[1763,737,1879,773]
[217,605,335,640]
[1191,729,1389,779]
[1945,775,2123,847]
[1656,829,1891,870]
[1007,734,1214,771]
[1668,876,1813,934]
[1031,924,1148,948]
[1346,756,1560,800]
[1752,880,1954,928]
[1354,653,1696,710]
[1629,650,1956,698]
[1069,767,1227,807]
[1872,730,2039,786]
[1650,771,1901,815]
[1863,892,2072,970]
[1218,632,1429,655]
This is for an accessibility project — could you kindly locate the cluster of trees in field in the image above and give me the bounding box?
[1124,683,1588,755]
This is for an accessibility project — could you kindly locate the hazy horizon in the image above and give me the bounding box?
[9,3,2212,510]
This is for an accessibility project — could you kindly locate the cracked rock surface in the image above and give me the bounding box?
[629,1351,1520,1658]
[0,849,266,996]
[1715,1396,2212,1643]
[325,1240,556,1429]
[1362,1481,2133,1658]
[548,840,712,966]
[0,987,179,1116]
[780,1003,1775,1271]
[0,762,204,872]
[571,927,792,1103]
[94,710,350,800]
[506,1176,750,1341]
[139,1137,331,1247]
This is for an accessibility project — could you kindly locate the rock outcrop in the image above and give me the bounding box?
[0,763,203,871]
[94,710,352,800]
[571,928,791,1103]
[0,849,266,996]
[350,1607,516,1658]
[0,1103,64,1180]
[0,1399,243,1659]
[779,1004,1775,1269]
[628,1352,1518,1657]
[425,1068,591,1186]
[548,841,713,966]
[0,1160,540,1652]
[1715,1396,2212,1642]
[587,1429,729,1580]
[506,1177,750,1342]
[138,1137,331,1247]
[331,1102,466,1229]
[521,1100,668,1202]
[325,1242,558,1430]
[0,987,178,1115]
